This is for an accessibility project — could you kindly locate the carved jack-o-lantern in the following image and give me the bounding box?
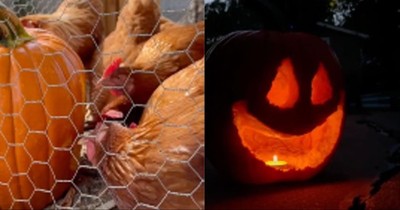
[206,30,345,184]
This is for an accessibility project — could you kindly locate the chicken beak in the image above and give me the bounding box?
[80,137,97,165]
[102,109,124,120]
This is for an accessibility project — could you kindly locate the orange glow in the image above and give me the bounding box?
[311,63,332,105]
[266,58,299,108]
[232,93,344,170]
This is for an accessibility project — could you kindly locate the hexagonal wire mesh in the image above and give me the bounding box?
[0,0,204,209]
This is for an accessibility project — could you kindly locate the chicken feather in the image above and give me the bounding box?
[88,0,162,125]
[90,0,161,77]
[95,20,204,123]
[85,58,204,209]
[20,0,104,68]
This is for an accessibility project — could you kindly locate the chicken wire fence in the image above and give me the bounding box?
[0,0,204,209]
[1,0,204,25]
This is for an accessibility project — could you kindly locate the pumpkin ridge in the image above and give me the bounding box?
[4,52,19,203]
[39,35,82,91]
[26,44,47,104]
[16,47,50,201]
[42,44,68,84]
[10,128,30,204]
[34,46,52,193]
[23,44,39,71]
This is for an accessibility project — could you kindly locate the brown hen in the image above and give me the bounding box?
[87,0,161,125]
[85,58,204,209]
[20,0,104,68]
[90,0,161,78]
[94,20,204,123]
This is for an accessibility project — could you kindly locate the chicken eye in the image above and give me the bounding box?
[311,63,332,105]
[266,58,299,108]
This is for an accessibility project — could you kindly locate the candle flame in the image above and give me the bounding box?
[265,154,287,167]
[273,155,278,162]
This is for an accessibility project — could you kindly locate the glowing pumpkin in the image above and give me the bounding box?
[0,4,85,209]
[206,30,345,184]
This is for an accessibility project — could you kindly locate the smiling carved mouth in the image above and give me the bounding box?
[232,97,344,170]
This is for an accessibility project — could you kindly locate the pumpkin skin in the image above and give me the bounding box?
[0,6,85,209]
[206,30,345,184]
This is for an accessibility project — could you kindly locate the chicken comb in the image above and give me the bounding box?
[103,57,123,79]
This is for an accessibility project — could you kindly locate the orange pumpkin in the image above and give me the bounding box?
[0,4,85,209]
[206,30,345,184]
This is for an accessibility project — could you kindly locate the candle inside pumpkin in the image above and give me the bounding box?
[265,155,287,167]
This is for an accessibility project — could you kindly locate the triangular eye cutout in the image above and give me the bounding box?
[266,58,299,109]
[311,63,332,105]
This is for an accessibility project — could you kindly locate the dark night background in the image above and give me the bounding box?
[206,0,400,109]
[205,0,400,209]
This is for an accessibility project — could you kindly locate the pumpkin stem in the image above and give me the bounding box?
[0,3,33,48]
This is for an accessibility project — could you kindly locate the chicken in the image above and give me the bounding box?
[84,58,204,209]
[93,20,204,124]
[128,20,204,75]
[20,0,104,68]
[86,0,161,125]
[90,0,161,78]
